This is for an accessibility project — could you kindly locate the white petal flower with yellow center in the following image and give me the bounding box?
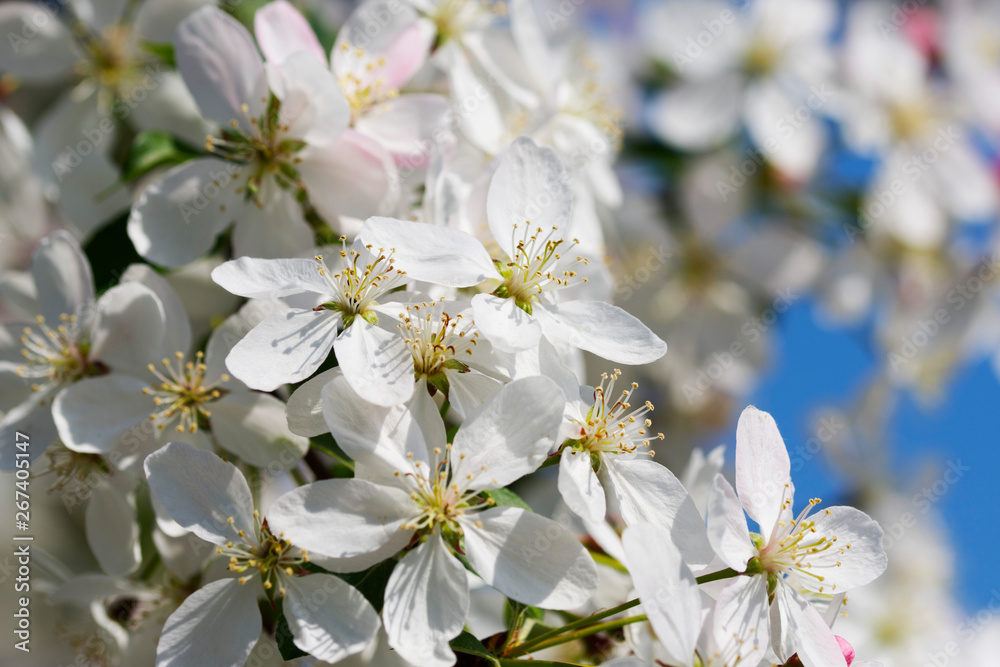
[360,137,668,365]
[145,442,380,667]
[212,218,490,392]
[127,5,398,268]
[0,233,169,470]
[706,406,888,666]
[267,375,599,667]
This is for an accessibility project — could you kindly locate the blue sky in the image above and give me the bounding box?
[708,296,1000,612]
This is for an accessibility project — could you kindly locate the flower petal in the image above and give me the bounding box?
[266,50,349,147]
[127,157,241,268]
[357,216,496,288]
[89,282,168,375]
[283,573,380,663]
[487,136,573,257]
[121,263,192,358]
[31,231,95,326]
[86,482,141,576]
[710,575,770,667]
[52,375,152,454]
[0,3,77,80]
[299,129,399,221]
[211,256,330,299]
[603,458,714,568]
[335,319,415,407]
[538,300,667,365]
[175,6,268,130]
[798,505,887,593]
[285,368,339,437]
[383,533,468,667]
[144,441,256,546]
[225,308,340,391]
[460,506,597,609]
[254,0,326,65]
[355,94,449,166]
[231,187,316,262]
[471,293,542,353]
[558,448,606,523]
[266,479,414,571]
[706,474,756,572]
[451,376,563,491]
[622,523,702,667]
[773,583,848,666]
[210,391,308,470]
[735,406,793,538]
[156,578,262,667]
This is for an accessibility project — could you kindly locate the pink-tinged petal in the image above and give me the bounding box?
[299,129,399,221]
[355,94,449,167]
[254,0,326,65]
[836,636,856,666]
[706,474,756,572]
[333,1,431,87]
[735,405,793,538]
[175,6,268,131]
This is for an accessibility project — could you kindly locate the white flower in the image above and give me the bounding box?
[127,5,398,267]
[266,375,599,667]
[0,0,211,234]
[362,137,667,364]
[550,365,714,568]
[212,218,490,392]
[706,406,888,666]
[145,441,381,666]
[642,0,837,181]
[0,232,167,470]
[52,266,309,470]
[255,0,449,169]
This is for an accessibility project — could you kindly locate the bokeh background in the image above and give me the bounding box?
[2,0,1000,664]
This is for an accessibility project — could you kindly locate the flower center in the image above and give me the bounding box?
[428,0,502,48]
[314,241,406,327]
[204,98,307,208]
[17,315,103,394]
[217,512,309,597]
[491,224,589,313]
[757,493,848,594]
[336,42,399,118]
[569,370,662,457]
[143,351,227,434]
[43,443,111,500]
[397,301,478,381]
[398,446,492,539]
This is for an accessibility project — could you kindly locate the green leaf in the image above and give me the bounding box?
[122,131,198,182]
[451,630,500,666]
[141,41,175,67]
[338,558,397,612]
[484,487,532,511]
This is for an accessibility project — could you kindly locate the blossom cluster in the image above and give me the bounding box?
[0,0,946,665]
